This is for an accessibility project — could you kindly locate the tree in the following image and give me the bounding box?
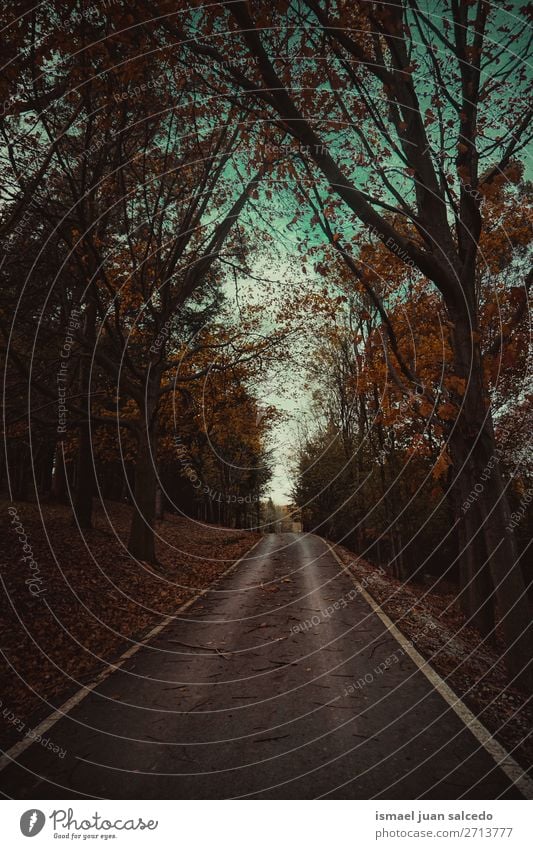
[164,0,533,689]
[293,177,532,642]
[1,2,278,559]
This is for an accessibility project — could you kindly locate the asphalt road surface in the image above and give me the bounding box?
[0,533,524,799]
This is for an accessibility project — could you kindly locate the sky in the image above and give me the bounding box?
[226,253,318,506]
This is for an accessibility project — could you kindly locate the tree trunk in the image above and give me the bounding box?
[51,442,68,503]
[127,425,158,562]
[73,298,97,528]
[449,435,495,636]
[73,422,95,528]
[155,480,165,521]
[464,512,495,637]
[449,309,532,690]
[39,442,55,495]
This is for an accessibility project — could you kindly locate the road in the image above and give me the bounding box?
[0,533,524,799]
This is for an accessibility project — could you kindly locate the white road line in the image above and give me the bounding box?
[0,536,264,774]
[325,539,533,800]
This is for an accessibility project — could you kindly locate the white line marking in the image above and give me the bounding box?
[0,536,263,773]
[325,539,533,800]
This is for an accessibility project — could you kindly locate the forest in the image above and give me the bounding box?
[1,0,533,801]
